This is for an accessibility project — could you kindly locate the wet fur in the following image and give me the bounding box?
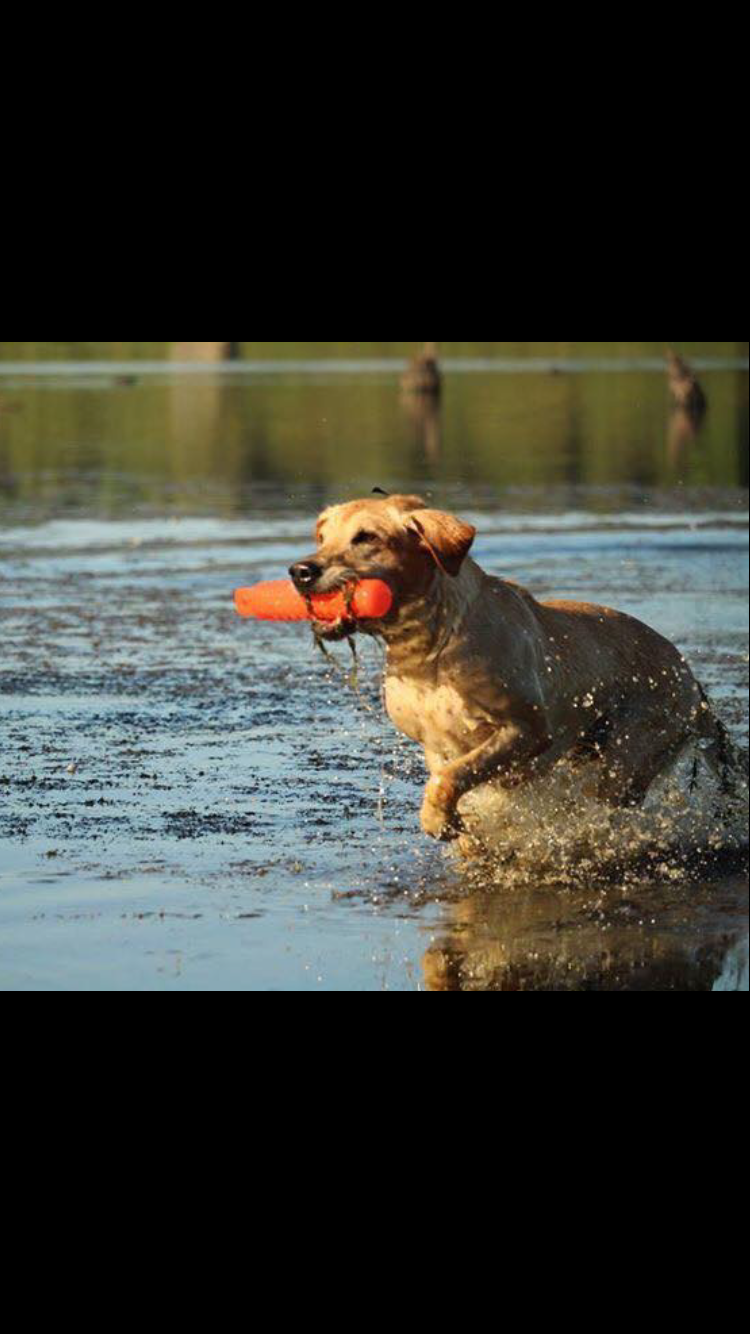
[294,496,743,840]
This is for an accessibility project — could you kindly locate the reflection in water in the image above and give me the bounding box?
[422,858,749,992]
[0,354,747,515]
[666,349,709,469]
[168,367,227,453]
[400,343,443,466]
[668,405,706,465]
[400,389,443,463]
[171,341,240,361]
[421,750,748,990]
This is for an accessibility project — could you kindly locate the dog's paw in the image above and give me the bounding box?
[420,776,461,841]
[420,800,460,840]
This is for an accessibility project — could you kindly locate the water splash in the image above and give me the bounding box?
[712,935,749,991]
[456,746,749,885]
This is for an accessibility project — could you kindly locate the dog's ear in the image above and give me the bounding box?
[407,510,476,577]
[315,506,335,545]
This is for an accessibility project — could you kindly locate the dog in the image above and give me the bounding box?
[290,495,742,841]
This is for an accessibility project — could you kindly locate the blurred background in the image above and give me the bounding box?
[1,341,747,517]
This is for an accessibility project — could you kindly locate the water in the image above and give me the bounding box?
[0,343,747,990]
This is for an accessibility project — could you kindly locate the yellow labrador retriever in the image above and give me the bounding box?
[290,495,742,840]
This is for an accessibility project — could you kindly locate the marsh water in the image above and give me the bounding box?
[1,342,747,991]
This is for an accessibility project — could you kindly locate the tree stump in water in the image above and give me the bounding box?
[666,349,707,419]
[401,341,442,396]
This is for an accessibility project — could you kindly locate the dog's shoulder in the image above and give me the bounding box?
[476,570,543,620]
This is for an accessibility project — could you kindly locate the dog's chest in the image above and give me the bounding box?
[385,676,484,757]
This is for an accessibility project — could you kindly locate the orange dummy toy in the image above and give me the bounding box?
[233,579,393,623]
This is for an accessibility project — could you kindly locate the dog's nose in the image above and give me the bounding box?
[289,561,323,591]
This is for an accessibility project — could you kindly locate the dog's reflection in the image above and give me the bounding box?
[422,863,748,991]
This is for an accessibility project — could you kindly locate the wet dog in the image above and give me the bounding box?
[290,496,742,840]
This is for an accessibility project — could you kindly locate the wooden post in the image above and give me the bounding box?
[172,342,240,361]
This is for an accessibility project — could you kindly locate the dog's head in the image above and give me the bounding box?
[289,495,476,639]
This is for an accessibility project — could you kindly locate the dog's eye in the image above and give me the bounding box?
[352,530,377,546]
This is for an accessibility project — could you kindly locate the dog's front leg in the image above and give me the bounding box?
[420,720,552,840]
[420,772,466,840]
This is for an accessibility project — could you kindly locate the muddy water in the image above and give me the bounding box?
[0,354,748,990]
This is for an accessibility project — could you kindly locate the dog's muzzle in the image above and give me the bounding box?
[289,560,323,593]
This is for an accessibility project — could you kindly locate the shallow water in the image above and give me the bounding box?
[0,346,748,990]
